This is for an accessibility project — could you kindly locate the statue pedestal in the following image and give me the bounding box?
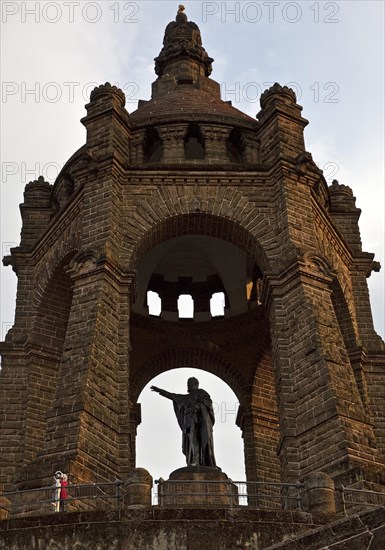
[157,466,238,508]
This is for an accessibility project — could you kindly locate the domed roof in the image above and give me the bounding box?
[129,84,256,128]
[129,6,256,130]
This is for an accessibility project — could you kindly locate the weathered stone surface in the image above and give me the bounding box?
[0,507,328,550]
[266,506,385,550]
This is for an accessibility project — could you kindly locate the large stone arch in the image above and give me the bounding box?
[32,251,78,348]
[244,346,280,482]
[125,194,272,274]
[126,209,277,481]
[16,251,79,472]
[130,347,248,404]
[32,216,82,308]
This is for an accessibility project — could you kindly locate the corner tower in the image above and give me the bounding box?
[1,7,385,493]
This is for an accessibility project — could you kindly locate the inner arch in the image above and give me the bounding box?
[133,235,254,320]
[135,367,245,482]
[130,213,269,274]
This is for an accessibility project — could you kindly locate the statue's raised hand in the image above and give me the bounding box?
[151,385,161,392]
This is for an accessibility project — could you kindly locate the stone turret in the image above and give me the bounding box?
[152,6,218,99]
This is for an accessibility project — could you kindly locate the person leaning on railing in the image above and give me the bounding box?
[59,473,68,512]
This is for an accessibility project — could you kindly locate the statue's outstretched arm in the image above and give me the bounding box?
[150,386,174,400]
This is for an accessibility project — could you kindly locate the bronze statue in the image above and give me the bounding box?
[151,377,217,468]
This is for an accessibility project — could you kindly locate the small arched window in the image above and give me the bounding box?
[210,292,225,317]
[178,294,194,319]
[147,291,162,316]
[144,127,163,162]
[226,128,244,162]
[184,124,205,160]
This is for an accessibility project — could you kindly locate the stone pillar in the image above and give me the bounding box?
[305,472,336,514]
[26,253,134,486]
[237,404,280,484]
[130,130,146,164]
[201,125,231,163]
[256,83,308,164]
[81,83,131,165]
[0,247,73,489]
[124,468,152,508]
[159,279,179,321]
[329,181,362,252]
[157,125,188,162]
[19,177,53,247]
[265,259,383,484]
[328,180,383,350]
[0,344,28,491]
[242,132,260,164]
[350,256,383,350]
[128,403,142,469]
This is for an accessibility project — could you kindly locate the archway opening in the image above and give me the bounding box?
[24,253,76,461]
[147,290,162,316]
[178,294,194,318]
[136,368,245,482]
[144,127,163,162]
[227,128,244,162]
[132,235,257,320]
[210,291,225,317]
[184,123,205,160]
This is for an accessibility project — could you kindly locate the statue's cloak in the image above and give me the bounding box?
[171,389,217,467]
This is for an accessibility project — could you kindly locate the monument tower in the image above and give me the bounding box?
[1,6,385,497]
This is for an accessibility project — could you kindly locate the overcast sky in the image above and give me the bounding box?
[0,1,384,483]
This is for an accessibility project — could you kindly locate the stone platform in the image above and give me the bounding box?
[1,506,385,549]
[0,507,331,550]
[157,466,238,508]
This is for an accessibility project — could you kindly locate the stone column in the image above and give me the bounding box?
[124,468,152,508]
[242,132,260,164]
[265,260,383,484]
[157,124,188,163]
[201,125,231,163]
[28,254,135,486]
[19,177,53,247]
[128,403,142,469]
[81,82,131,165]
[130,130,146,164]
[305,472,336,514]
[256,83,308,164]
[237,404,280,485]
[328,180,383,350]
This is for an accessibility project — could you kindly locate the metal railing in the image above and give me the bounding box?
[1,481,124,518]
[154,479,303,510]
[5,480,384,518]
[339,485,385,515]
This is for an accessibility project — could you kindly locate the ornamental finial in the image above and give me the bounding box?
[176,4,187,23]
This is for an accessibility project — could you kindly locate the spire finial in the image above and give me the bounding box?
[176,4,187,22]
[155,7,213,77]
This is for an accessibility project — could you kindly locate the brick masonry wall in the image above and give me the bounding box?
[1,76,384,492]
